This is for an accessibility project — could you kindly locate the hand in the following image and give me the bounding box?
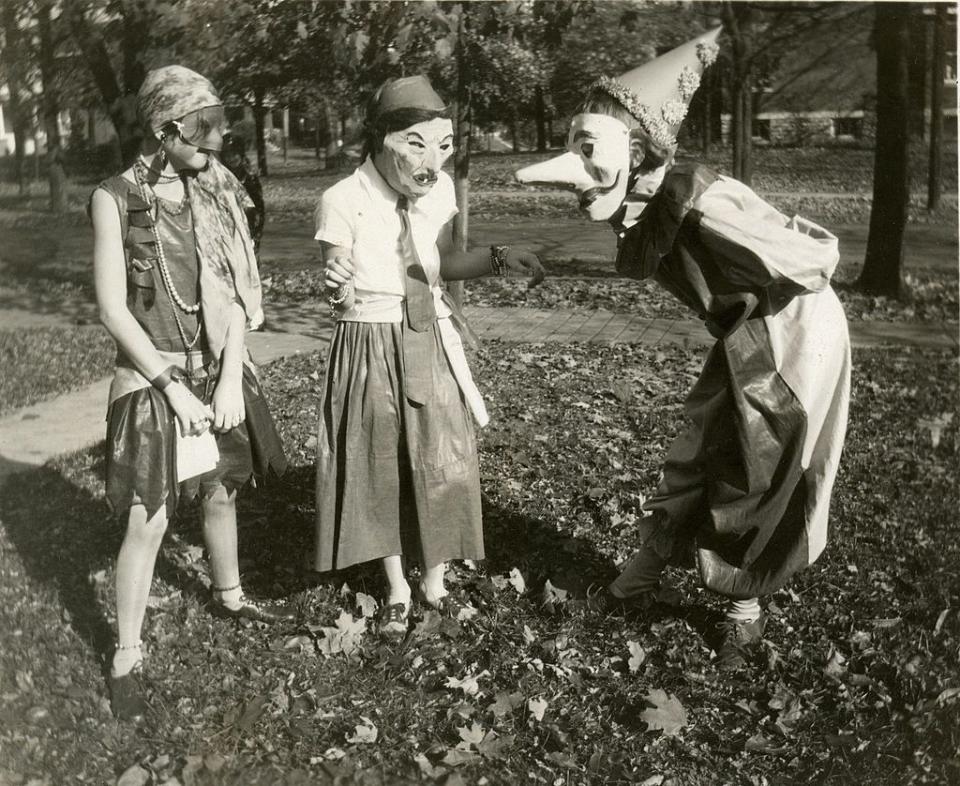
[506,249,546,288]
[211,375,246,433]
[324,255,355,291]
[165,382,214,437]
[324,254,356,311]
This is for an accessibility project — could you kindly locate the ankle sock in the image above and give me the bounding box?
[725,597,762,623]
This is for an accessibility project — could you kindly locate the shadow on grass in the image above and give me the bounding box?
[0,453,319,667]
[0,456,117,662]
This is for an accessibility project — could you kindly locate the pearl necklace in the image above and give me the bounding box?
[131,161,203,353]
[136,154,181,183]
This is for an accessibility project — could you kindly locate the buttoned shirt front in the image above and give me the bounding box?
[314,156,457,323]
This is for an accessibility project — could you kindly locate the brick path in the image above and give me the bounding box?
[263,302,958,351]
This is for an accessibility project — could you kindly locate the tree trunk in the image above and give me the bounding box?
[907,5,928,140]
[253,88,268,177]
[510,110,520,153]
[63,2,139,166]
[741,80,753,186]
[450,12,471,310]
[701,69,712,155]
[0,1,28,194]
[37,2,67,214]
[534,84,547,152]
[323,100,340,170]
[724,1,753,186]
[859,2,911,298]
[927,3,946,211]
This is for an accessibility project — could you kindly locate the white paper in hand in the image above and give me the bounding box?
[176,428,220,482]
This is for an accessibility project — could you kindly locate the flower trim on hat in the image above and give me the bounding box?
[696,41,720,68]
[678,66,701,100]
[660,99,688,127]
[590,76,675,147]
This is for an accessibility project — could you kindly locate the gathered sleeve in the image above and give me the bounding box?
[693,177,840,294]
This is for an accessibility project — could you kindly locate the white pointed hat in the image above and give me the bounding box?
[591,26,722,148]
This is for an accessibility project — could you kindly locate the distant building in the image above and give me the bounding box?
[720,3,956,146]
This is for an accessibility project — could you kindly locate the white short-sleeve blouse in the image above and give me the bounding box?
[314,157,458,323]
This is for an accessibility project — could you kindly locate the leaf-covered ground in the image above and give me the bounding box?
[0,342,957,785]
[0,327,116,416]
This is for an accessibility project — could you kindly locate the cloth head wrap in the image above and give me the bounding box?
[137,65,222,136]
[136,65,263,349]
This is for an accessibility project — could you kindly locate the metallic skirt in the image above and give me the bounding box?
[105,361,287,520]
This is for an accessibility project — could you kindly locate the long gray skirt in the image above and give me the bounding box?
[313,320,484,572]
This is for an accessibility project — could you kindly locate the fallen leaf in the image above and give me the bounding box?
[346,717,378,744]
[640,689,687,737]
[236,695,269,733]
[542,579,569,607]
[317,611,367,657]
[441,748,478,767]
[354,592,378,618]
[627,641,647,673]
[823,650,847,680]
[527,696,548,722]
[457,722,486,747]
[477,732,514,760]
[488,691,525,718]
[745,733,786,754]
[116,765,150,786]
[446,673,483,696]
[414,752,446,778]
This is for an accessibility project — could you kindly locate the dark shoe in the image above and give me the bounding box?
[109,666,149,722]
[377,601,410,641]
[714,612,766,670]
[432,593,477,621]
[210,594,296,624]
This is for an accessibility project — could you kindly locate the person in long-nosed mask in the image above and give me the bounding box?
[313,76,545,641]
[518,29,851,671]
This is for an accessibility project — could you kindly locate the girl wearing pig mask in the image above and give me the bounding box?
[517,29,850,669]
[314,76,545,640]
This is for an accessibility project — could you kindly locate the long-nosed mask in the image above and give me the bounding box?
[516,114,632,222]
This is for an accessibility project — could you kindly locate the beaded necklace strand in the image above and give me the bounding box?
[136,154,182,183]
[131,160,203,357]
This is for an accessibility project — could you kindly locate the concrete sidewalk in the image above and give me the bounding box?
[0,329,327,480]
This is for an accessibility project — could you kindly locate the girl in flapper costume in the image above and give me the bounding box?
[91,66,290,721]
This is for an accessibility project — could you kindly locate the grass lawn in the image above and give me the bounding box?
[0,342,956,785]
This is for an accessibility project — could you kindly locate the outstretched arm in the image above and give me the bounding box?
[437,218,545,285]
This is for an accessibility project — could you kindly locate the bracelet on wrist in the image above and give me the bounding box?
[150,365,178,391]
[327,283,351,317]
[489,245,509,276]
